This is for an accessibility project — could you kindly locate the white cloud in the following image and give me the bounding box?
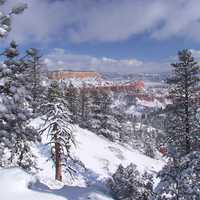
[3,0,80,44]
[44,48,169,73]
[68,0,166,42]
[1,0,200,44]
[151,0,200,40]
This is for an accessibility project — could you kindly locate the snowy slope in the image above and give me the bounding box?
[0,118,164,200]
[0,168,65,200]
[72,126,163,177]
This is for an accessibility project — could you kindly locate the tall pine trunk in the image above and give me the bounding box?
[184,66,190,154]
[54,124,62,181]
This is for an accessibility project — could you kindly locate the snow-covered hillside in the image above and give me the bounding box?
[0,118,164,200]
[0,169,65,200]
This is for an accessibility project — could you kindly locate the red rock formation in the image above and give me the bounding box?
[48,70,101,80]
[81,80,145,93]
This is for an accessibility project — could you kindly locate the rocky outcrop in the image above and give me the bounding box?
[48,70,101,80]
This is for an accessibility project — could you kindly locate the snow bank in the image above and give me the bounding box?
[0,168,66,200]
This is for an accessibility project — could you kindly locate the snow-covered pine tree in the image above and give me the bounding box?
[108,163,154,200]
[0,1,27,37]
[165,49,200,156]
[0,41,39,169]
[40,81,75,182]
[87,89,102,131]
[140,127,157,158]
[154,49,200,199]
[98,90,119,141]
[89,89,120,141]
[64,81,79,123]
[153,152,200,200]
[25,48,47,114]
[131,115,138,138]
[113,111,124,142]
[78,82,91,127]
[113,110,128,142]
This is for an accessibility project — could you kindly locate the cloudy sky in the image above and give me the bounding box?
[2,0,200,73]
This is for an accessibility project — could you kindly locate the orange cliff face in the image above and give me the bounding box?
[48,70,102,80]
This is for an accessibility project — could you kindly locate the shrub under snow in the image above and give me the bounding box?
[107,163,153,200]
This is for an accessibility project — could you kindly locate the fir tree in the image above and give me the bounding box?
[114,111,127,142]
[153,152,200,200]
[40,81,75,182]
[0,41,39,169]
[25,48,47,114]
[165,49,200,156]
[0,1,27,37]
[78,82,91,126]
[154,49,200,199]
[108,163,154,200]
[64,82,79,123]
[88,89,102,131]
[98,90,116,140]
[88,89,120,141]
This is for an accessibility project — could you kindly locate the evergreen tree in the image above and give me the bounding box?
[98,90,115,140]
[25,48,47,114]
[78,82,91,126]
[89,89,120,141]
[165,49,200,156]
[108,163,154,200]
[0,41,39,169]
[40,81,75,182]
[113,111,127,142]
[154,49,200,199]
[0,1,27,37]
[153,152,200,200]
[64,82,79,123]
[88,89,102,131]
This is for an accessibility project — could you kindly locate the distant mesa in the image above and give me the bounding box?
[48,70,102,80]
[47,69,145,94]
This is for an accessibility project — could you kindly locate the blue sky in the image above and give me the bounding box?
[2,0,200,73]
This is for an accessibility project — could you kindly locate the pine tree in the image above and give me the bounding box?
[88,90,119,141]
[98,90,115,140]
[165,49,200,156]
[0,1,27,37]
[25,48,47,114]
[64,82,79,123]
[153,152,200,200]
[108,163,154,200]
[78,82,91,126]
[40,81,75,182]
[0,41,39,169]
[88,89,102,131]
[114,111,126,142]
[154,49,200,199]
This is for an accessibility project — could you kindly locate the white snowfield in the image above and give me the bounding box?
[0,119,164,200]
[0,168,65,200]
[73,126,163,176]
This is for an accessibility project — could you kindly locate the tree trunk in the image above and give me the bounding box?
[81,93,85,121]
[32,57,37,113]
[54,125,62,181]
[184,67,190,154]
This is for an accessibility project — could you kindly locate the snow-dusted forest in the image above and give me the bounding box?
[0,1,200,200]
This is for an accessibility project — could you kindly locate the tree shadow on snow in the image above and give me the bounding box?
[30,168,111,200]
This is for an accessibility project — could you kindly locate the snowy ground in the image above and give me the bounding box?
[0,168,65,200]
[0,118,164,200]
